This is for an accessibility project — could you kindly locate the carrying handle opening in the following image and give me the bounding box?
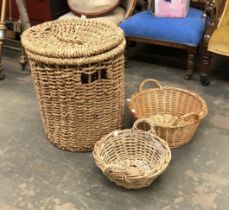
[172,113,200,126]
[139,79,162,92]
[132,118,156,135]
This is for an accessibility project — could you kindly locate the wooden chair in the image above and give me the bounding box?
[49,0,137,25]
[0,0,30,80]
[120,0,216,85]
[201,0,228,85]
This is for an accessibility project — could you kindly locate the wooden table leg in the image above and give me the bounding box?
[0,38,6,80]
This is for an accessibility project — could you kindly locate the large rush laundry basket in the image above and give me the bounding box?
[21,19,125,152]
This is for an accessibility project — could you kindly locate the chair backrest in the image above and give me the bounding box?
[49,0,69,20]
[121,0,137,19]
[49,0,131,20]
[121,0,129,8]
[190,0,207,8]
[218,0,229,26]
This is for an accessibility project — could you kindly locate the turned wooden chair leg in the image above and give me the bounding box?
[19,45,27,70]
[0,0,7,80]
[0,40,5,80]
[0,66,5,80]
[185,52,195,80]
[201,53,211,86]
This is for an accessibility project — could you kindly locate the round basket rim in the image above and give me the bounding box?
[24,40,126,65]
[22,19,126,65]
[128,86,208,128]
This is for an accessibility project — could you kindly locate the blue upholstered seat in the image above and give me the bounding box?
[120,8,205,46]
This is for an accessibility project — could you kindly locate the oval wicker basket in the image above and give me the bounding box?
[128,79,208,148]
[93,119,171,189]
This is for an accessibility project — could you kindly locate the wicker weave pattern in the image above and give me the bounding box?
[128,79,208,148]
[93,119,171,189]
[30,56,125,151]
[22,20,125,152]
[22,19,125,64]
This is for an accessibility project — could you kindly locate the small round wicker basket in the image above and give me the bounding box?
[93,119,171,189]
[128,79,208,148]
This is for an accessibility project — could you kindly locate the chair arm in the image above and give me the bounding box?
[203,25,215,47]
[123,0,138,20]
[202,0,217,47]
[204,0,216,22]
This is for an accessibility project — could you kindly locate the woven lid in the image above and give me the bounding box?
[68,0,121,17]
[22,19,125,65]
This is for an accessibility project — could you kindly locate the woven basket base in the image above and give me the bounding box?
[108,159,155,174]
[46,136,94,152]
[107,176,158,190]
[168,140,192,149]
[49,141,93,152]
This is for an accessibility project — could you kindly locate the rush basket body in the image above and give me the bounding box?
[22,19,126,152]
[128,79,208,148]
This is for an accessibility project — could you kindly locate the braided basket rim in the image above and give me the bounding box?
[24,40,126,65]
[22,19,125,65]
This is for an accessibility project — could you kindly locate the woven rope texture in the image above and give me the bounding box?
[22,19,125,65]
[22,19,125,152]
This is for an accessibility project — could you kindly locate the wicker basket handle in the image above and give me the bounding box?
[139,79,162,92]
[172,113,199,126]
[132,118,156,135]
